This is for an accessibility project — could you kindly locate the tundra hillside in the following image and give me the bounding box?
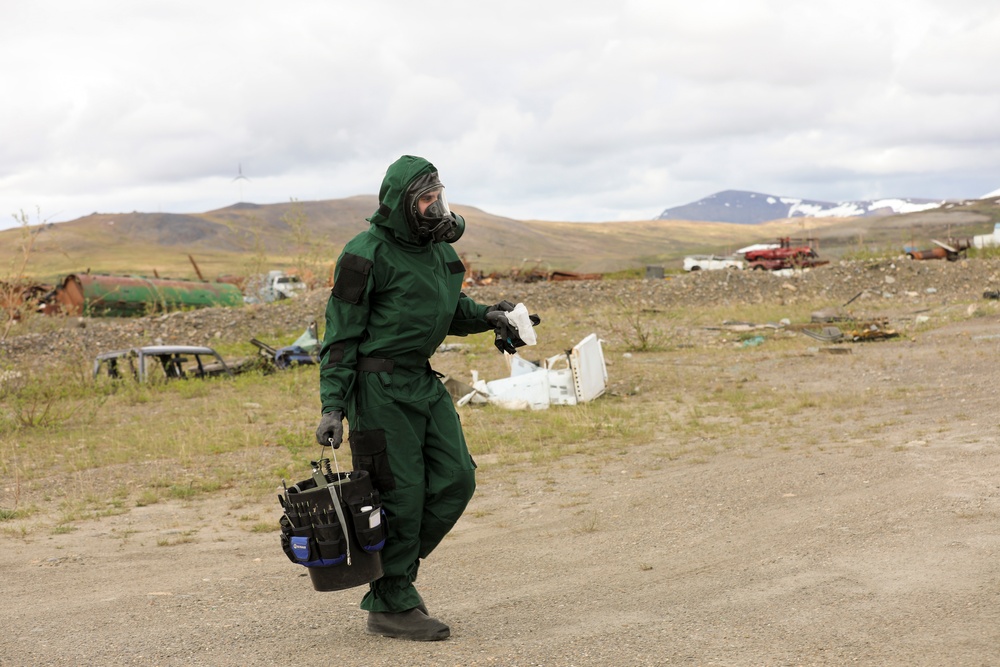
[3,196,999,279]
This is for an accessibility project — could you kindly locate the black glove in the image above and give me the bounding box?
[486,300,516,314]
[489,300,540,326]
[485,310,519,354]
[315,410,344,448]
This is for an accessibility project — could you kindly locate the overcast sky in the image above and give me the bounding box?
[2,0,999,231]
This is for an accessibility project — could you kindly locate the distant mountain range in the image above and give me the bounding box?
[657,189,950,224]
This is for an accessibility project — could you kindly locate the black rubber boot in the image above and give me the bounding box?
[366,609,450,641]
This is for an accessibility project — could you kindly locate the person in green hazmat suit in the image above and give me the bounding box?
[315,155,533,641]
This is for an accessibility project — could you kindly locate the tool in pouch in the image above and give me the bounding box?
[278,442,387,591]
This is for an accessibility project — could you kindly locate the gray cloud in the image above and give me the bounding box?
[2,0,999,229]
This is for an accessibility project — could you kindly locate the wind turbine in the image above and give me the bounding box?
[233,163,250,202]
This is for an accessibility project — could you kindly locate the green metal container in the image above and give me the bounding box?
[54,273,244,316]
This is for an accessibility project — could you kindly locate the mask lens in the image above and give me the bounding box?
[418,188,449,220]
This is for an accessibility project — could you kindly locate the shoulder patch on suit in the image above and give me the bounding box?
[447,260,466,274]
[332,252,373,304]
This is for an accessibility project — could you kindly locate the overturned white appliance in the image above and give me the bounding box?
[454,334,608,410]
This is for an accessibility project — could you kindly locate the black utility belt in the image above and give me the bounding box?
[356,357,395,373]
[355,357,436,375]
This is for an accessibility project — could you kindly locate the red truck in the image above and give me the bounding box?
[744,238,829,271]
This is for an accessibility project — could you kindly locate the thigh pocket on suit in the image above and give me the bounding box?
[349,428,396,492]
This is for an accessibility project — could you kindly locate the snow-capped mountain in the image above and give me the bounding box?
[657,189,947,224]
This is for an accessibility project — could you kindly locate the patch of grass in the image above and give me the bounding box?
[602,267,645,280]
[0,507,24,521]
[167,479,225,500]
[840,246,903,262]
[967,245,1000,260]
[169,484,199,500]
[113,526,139,541]
[605,298,671,352]
[169,380,214,400]
[2,523,29,539]
[136,490,160,507]
[463,399,655,463]
[573,512,600,534]
[157,532,196,547]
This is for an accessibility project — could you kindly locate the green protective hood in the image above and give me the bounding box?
[366,155,437,246]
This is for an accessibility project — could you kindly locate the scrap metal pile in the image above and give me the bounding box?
[743,237,829,271]
[904,222,1000,261]
[1,279,52,322]
[800,317,899,343]
[461,257,602,286]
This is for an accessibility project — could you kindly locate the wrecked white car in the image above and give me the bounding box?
[93,345,234,382]
[683,255,745,271]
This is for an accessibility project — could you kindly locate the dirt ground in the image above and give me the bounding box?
[4,297,1000,666]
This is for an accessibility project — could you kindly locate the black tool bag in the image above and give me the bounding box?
[278,463,386,592]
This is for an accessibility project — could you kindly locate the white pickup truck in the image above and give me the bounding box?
[683,255,745,271]
[245,270,308,303]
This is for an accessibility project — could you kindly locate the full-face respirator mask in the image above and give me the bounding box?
[405,172,464,244]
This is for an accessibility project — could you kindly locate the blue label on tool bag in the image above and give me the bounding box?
[291,536,311,561]
[290,536,346,567]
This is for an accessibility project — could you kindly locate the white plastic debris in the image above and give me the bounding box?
[506,303,537,346]
[560,333,607,403]
[461,334,607,410]
[485,369,550,410]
